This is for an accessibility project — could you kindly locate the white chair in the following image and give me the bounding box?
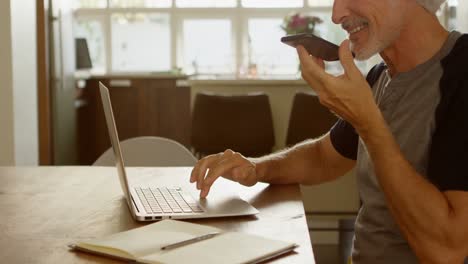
[93,136,197,166]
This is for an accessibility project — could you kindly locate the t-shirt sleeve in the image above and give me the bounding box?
[329,119,359,160]
[428,80,468,192]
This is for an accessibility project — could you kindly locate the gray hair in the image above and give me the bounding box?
[416,0,446,13]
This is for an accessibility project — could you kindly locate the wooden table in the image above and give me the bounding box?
[0,166,314,263]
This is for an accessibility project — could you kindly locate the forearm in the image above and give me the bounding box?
[359,113,463,262]
[250,135,343,185]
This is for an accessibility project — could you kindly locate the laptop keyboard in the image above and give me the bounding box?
[135,187,204,214]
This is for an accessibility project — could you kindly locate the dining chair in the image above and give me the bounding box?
[93,136,197,166]
[191,91,275,158]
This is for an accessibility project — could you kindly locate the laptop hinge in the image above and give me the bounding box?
[130,194,140,213]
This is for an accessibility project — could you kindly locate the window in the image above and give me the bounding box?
[110,0,172,8]
[74,18,106,72]
[182,19,233,74]
[247,18,298,75]
[73,0,370,77]
[74,0,107,8]
[308,0,334,7]
[241,0,303,8]
[176,0,236,8]
[111,13,171,72]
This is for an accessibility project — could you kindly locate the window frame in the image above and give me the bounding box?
[73,1,336,75]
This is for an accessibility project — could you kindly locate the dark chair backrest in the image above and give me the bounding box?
[191,92,275,158]
[286,91,337,146]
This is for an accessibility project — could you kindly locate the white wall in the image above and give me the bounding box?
[0,0,15,166]
[11,0,39,165]
[458,1,468,32]
[0,0,38,166]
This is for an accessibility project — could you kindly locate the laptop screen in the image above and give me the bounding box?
[99,82,134,210]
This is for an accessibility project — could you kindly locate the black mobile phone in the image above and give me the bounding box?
[281,33,340,61]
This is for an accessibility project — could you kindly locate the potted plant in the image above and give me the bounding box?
[281,12,323,35]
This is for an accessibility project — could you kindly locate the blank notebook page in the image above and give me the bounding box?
[140,231,295,264]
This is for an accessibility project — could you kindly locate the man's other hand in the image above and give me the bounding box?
[190,149,258,198]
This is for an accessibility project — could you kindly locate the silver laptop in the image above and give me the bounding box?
[99,82,258,221]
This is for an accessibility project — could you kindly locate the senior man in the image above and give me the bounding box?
[190,0,468,263]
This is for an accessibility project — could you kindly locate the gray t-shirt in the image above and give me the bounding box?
[352,31,462,263]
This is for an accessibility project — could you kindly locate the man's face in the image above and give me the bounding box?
[332,0,407,60]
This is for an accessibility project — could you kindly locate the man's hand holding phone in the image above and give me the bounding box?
[296,39,381,136]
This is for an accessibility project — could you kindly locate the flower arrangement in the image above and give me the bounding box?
[280,12,323,35]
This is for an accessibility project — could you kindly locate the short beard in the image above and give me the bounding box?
[351,21,402,61]
[350,35,386,61]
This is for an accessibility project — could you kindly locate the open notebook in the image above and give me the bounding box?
[69,220,298,264]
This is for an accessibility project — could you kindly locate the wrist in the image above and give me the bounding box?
[355,108,387,142]
[249,157,268,183]
[355,110,400,160]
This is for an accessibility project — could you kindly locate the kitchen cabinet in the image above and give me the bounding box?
[76,76,190,165]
